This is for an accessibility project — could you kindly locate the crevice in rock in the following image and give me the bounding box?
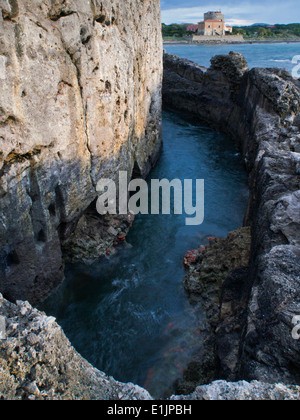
[132,161,142,179]
[27,168,49,247]
[48,203,56,218]
[49,10,76,22]
[0,148,42,178]
[1,0,19,20]
[28,19,49,33]
[0,115,18,127]
[58,35,94,189]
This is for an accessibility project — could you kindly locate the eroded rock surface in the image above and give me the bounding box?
[1,285,297,400]
[176,227,251,394]
[0,293,152,400]
[171,380,300,401]
[0,0,163,304]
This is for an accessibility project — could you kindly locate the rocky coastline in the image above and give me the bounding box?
[1,290,300,400]
[163,51,300,389]
[0,293,153,400]
[0,0,300,402]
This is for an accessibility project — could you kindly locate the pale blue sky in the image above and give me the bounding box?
[161,1,300,25]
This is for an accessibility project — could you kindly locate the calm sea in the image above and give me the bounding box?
[164,42,300,74]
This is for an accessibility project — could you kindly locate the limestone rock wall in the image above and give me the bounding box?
[0,293,152,400]
[0,0,163,304]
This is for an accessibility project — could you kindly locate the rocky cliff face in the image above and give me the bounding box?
[1,293,299,400]
[0,0,163,304]
[163,52,300,386]
[177,227,251,394]
[0,293,153,400]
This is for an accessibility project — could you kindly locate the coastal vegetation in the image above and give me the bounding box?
[162,23,190,39]
[232,23,300,39]
[162,23,300,40]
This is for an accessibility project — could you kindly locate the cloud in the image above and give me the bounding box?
[161,1,300,25]
[226,19,257,27]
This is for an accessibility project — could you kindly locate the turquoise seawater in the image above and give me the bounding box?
[42,111,248,398]
[164,42,300,73]
[41,43,294,398]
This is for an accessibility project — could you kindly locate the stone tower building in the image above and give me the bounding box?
[197,11,232,36]
[204,11,225,22]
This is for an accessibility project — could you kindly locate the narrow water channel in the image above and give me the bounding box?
[41,109,249,398]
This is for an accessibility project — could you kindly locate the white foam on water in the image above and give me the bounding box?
[268,59,291,63]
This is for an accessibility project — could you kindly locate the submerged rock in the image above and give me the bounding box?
[176,227,251,394]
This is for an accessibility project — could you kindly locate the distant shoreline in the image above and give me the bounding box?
[163,39,300,46]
